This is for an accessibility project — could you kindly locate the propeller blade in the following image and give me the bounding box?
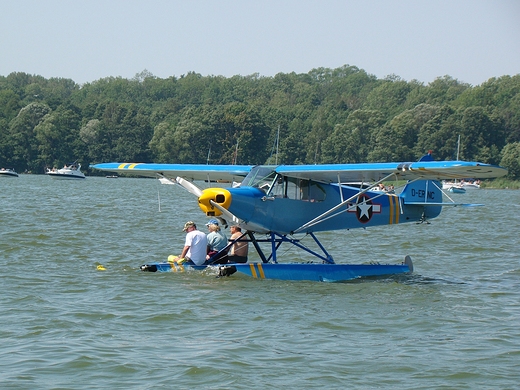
[175,177,203,197]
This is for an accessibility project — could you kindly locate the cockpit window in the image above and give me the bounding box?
[288,178,326,201]
[242,167,326,201]
[241,166,277,193]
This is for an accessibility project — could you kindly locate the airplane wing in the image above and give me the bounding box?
[90,162,254,182]
[91,160,507,183]
[275,160,507,183]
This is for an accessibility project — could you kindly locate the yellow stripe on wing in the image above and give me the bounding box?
[116,163,141,169]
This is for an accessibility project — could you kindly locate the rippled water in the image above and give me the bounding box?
[1,175,519,389]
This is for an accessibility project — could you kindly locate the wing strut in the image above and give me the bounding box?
[175,176,203,197]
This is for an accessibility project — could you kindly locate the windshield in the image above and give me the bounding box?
[242,166,326,201]
[241,166,277,193]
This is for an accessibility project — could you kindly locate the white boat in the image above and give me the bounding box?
[446,183,466,194]
[0,168,18,177]
[46,163,86,180]
[462,181,481,190]
[443,180,479,192]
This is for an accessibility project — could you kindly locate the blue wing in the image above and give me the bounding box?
[91,160,507,182]
[275,160,507,182]
[90,162,254,182]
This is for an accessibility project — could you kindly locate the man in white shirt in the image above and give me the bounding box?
[179,221,207,265]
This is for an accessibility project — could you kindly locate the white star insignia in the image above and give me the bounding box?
[357,201,372,219]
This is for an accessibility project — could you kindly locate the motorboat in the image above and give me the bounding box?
[462,181,481,190]
[447,184,466,194]
[46,163,86,180]
[0,168,18,177]
[442,181,466,193]
[443,179,480,192]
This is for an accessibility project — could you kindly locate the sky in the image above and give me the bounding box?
[1,0,519,86]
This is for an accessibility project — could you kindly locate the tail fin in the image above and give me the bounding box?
[400,179,443,219]
[418,151,434,161]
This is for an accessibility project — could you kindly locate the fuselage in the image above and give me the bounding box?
[198,167,442,234]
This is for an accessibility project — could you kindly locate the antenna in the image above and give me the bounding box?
[233,140,239,165]
[275,124,280,165]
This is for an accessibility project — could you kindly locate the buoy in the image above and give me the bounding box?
[97,265,106,271]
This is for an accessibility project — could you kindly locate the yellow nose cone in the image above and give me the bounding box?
[198,188,231,216]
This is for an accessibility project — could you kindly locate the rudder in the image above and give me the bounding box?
[400,179,443,219]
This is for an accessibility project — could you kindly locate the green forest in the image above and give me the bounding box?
[1,65,520,179]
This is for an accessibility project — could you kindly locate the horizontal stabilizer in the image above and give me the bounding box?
[403,201,483,207]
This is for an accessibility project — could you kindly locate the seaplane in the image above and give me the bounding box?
[91,152,507,282]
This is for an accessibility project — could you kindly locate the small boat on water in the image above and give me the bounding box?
[446,184,466,194]
[443,179,480,193]
[46,162,86,180]
[461,181,481,190]
[0,168,19,177]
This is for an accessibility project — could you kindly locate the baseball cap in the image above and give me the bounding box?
[183,221,196,232]
[205,218,219,226]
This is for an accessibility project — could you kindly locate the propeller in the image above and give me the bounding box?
[175,176,203,197]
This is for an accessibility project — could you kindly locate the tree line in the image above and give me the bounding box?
[1,65,520,179]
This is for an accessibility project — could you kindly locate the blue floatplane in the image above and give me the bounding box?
[92,153,507,282]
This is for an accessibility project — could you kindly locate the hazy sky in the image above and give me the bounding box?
[1,0,519,86]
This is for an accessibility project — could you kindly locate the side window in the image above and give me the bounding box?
[286,178,301,200]
[300,180,310,200]
[270,176,286,197]
[299,179,326,202]
[309,182,326,202]
[283,178,325,202]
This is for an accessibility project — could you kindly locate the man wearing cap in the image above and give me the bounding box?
[179,221,207,265]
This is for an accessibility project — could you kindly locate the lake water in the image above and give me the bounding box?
[1,175,519,389]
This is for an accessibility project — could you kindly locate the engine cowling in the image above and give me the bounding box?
[198,188,231,216]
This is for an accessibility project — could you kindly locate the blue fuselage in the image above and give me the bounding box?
[221,183,438,234]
